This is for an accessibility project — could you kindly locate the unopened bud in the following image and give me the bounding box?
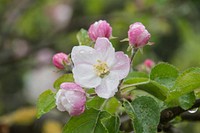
[52,53,68,69]
[144,59,155,68]
[55,82,86,116]
[128,22,151,48]
[88,20,112,41]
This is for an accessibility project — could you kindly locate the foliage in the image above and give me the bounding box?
[1,0,200,133]
[36,27,200,133]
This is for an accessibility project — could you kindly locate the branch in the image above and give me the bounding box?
[160,99,200,123]
[181,112,200,121]
[158,99,200,132]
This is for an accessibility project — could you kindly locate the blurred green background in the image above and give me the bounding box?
[0,0,200,133]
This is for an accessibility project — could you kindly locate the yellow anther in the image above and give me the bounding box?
[94,60,110,78]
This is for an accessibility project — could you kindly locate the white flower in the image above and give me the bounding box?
[71,37,130,99]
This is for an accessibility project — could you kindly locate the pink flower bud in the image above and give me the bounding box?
[55,82,86,116]
[128,22,151,48]
[144,59,155,68]
[52,53,68,69]
[88,20,112,41]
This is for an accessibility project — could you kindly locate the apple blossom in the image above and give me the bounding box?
[71,37,130,99]
[88,20,112,41]
[55,82,86,116]
[52,52,69,69]
[128,22,151,48]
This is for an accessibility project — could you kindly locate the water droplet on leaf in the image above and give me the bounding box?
[188,108,198,113]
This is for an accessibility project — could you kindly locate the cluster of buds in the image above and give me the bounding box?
[52,20,151,116]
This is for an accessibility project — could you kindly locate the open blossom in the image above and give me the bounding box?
[88,20,112,41]
[55,82,86,116]
[128,22,151,48]
[71,37,130,99]
[52,52,69,69]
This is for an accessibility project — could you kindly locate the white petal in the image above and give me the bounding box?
[94,38,115,67]
[111,52,130,80]
[61,96,72,112]
[95,73,119,99]
[55,90,67,111]
[71,46,98,65]
[73,64,101,88]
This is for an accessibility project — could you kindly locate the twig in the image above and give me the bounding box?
[158,99,200,132]
[160,99,200,123]
[181,112,200,121]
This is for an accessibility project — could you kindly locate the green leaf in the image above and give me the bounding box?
[124,78,149,85]
[123,96,160,133]
[167,68,200,102]
[76,28,93,46]
[53,74,74,90]
[122,68,177,101]
[136,81,169,101]
[86,97,105,109]
[36,90,56,118]
[87,97,120,114]
[178,92,196,110]
[150,62,179,89]
[123,71,149,86]
[126,71,149,79]
[122,71,149,94]
[101,115,120,133]
[63,108,119,133]
[104,97,121,114]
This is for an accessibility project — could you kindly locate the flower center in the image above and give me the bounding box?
[94,60,110,78]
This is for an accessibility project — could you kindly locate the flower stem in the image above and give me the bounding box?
[115,48,138,101]
[130,48,138,67]
[100,99,108,110]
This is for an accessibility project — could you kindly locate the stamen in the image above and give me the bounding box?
[94,60,110,78]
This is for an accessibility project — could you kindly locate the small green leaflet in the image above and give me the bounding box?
[76,28,93,46]
[36,89,56,118]
[53,74,74,90]
[86,97,120,114]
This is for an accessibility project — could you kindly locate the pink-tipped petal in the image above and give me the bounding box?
[94,37,115,66]
[64,90,86,116]
[60,82,85,93]
[111,52,130,80]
